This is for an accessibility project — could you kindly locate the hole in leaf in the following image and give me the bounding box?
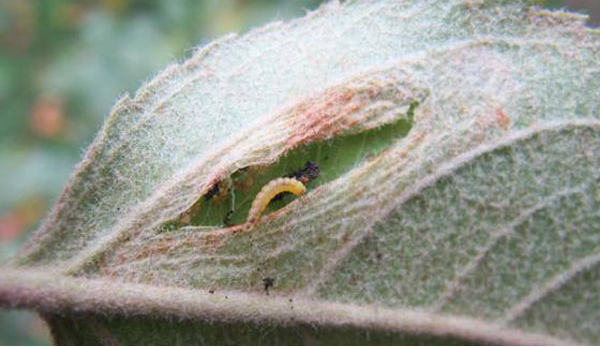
[161,102,417,231]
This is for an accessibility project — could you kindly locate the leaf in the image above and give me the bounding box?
[1,0,599,344]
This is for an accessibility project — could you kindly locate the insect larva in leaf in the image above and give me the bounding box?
[247,177,306,223]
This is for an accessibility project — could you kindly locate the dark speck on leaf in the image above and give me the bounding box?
[205,182,220,201]
[288,161,320,184]
[263,277,275,295]
[223,210,233,226]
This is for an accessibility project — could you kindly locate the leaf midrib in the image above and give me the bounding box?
[0,267,572,345]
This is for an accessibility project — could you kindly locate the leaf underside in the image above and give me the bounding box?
[1,0,599,345]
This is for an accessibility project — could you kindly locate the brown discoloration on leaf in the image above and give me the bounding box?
[409,129,428,146]
[112,197,307,270]
[285,89,358,151]
[476,107,512,132]
[283,68,419,152]
[496,107,511,130]
[3,0,600,343]
[106,224,249,270]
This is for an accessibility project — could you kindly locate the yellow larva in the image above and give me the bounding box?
[247,177,306,223]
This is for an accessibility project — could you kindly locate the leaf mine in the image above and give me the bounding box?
[1,0,599,344]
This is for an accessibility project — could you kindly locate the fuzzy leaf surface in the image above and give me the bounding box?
[1,0,599,344]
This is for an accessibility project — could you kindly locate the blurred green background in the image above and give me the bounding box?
[0,0,597,344]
